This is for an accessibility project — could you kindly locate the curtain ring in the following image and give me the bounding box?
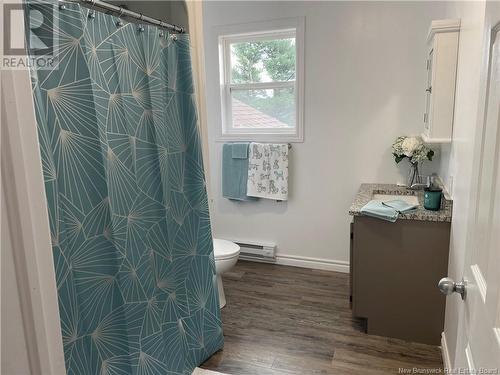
[159,21,166,38]
[116,7,124,27]
[137,14,145,32]
[88,0,96,19]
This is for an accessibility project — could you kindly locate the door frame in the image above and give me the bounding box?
[1,14,66,374]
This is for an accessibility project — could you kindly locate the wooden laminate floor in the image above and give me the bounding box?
[202,261,443,375]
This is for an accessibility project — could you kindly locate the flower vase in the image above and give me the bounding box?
[407,162,421,188]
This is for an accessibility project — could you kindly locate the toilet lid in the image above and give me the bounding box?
[213,239,240,260]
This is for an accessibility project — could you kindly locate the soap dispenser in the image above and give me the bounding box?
[424,174,442,211]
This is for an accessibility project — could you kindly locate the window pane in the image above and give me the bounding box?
[231,87,295,129]
[230,38,296,84]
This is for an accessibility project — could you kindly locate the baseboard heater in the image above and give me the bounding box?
[235,240,276,263]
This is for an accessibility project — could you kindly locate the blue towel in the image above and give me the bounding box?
[360,199,418,222]
[222,143,256,201]
[232,143,249,159]
[360,200,399,222]
[382,199,418,214]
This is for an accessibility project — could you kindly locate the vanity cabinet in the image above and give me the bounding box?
[422,19,460,144]
[350,216,450,345]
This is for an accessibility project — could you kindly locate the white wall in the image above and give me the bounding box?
[203,1,446,269]
[437,0,499,369]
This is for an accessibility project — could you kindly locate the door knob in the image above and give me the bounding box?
[438,277,466,300]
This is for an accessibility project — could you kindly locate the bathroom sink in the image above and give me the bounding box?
[372,194,419,206]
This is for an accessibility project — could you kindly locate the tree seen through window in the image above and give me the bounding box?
[230,38,296,127]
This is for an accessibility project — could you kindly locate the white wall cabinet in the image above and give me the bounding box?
[422,19,460,144]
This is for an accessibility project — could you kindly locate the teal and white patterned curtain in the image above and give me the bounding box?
[25,2,223,374]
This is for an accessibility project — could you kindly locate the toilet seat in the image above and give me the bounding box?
[213,239,240,260]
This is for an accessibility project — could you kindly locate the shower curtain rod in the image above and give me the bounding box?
[71,0,185,33]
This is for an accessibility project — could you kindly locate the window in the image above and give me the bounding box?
[218,19,304,142]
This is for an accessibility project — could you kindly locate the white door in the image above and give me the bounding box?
[449,23,500,372]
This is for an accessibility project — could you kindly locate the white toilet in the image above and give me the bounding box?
[213,238,240,308]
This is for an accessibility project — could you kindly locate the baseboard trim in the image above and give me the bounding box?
[441,331,452,371]
[275,254,349,273]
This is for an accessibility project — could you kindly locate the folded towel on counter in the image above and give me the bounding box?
[360,199,418,222]
[381,199,418,213]
[247,143,289,200]
[360,200,399,222]
[222,143,256,201]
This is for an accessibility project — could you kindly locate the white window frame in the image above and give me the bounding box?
[217,18,305,142]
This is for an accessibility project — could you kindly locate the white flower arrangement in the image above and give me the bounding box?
[392,136,434,164]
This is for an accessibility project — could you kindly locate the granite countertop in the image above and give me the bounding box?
[349,183,453,222]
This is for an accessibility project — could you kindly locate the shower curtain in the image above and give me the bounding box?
[25,2,223,374]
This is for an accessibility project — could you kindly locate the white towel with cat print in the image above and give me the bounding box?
[247,143,288,200]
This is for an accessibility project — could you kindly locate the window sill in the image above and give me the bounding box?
[216,133,304,143]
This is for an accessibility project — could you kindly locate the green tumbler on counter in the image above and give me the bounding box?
[424,187,442,211]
